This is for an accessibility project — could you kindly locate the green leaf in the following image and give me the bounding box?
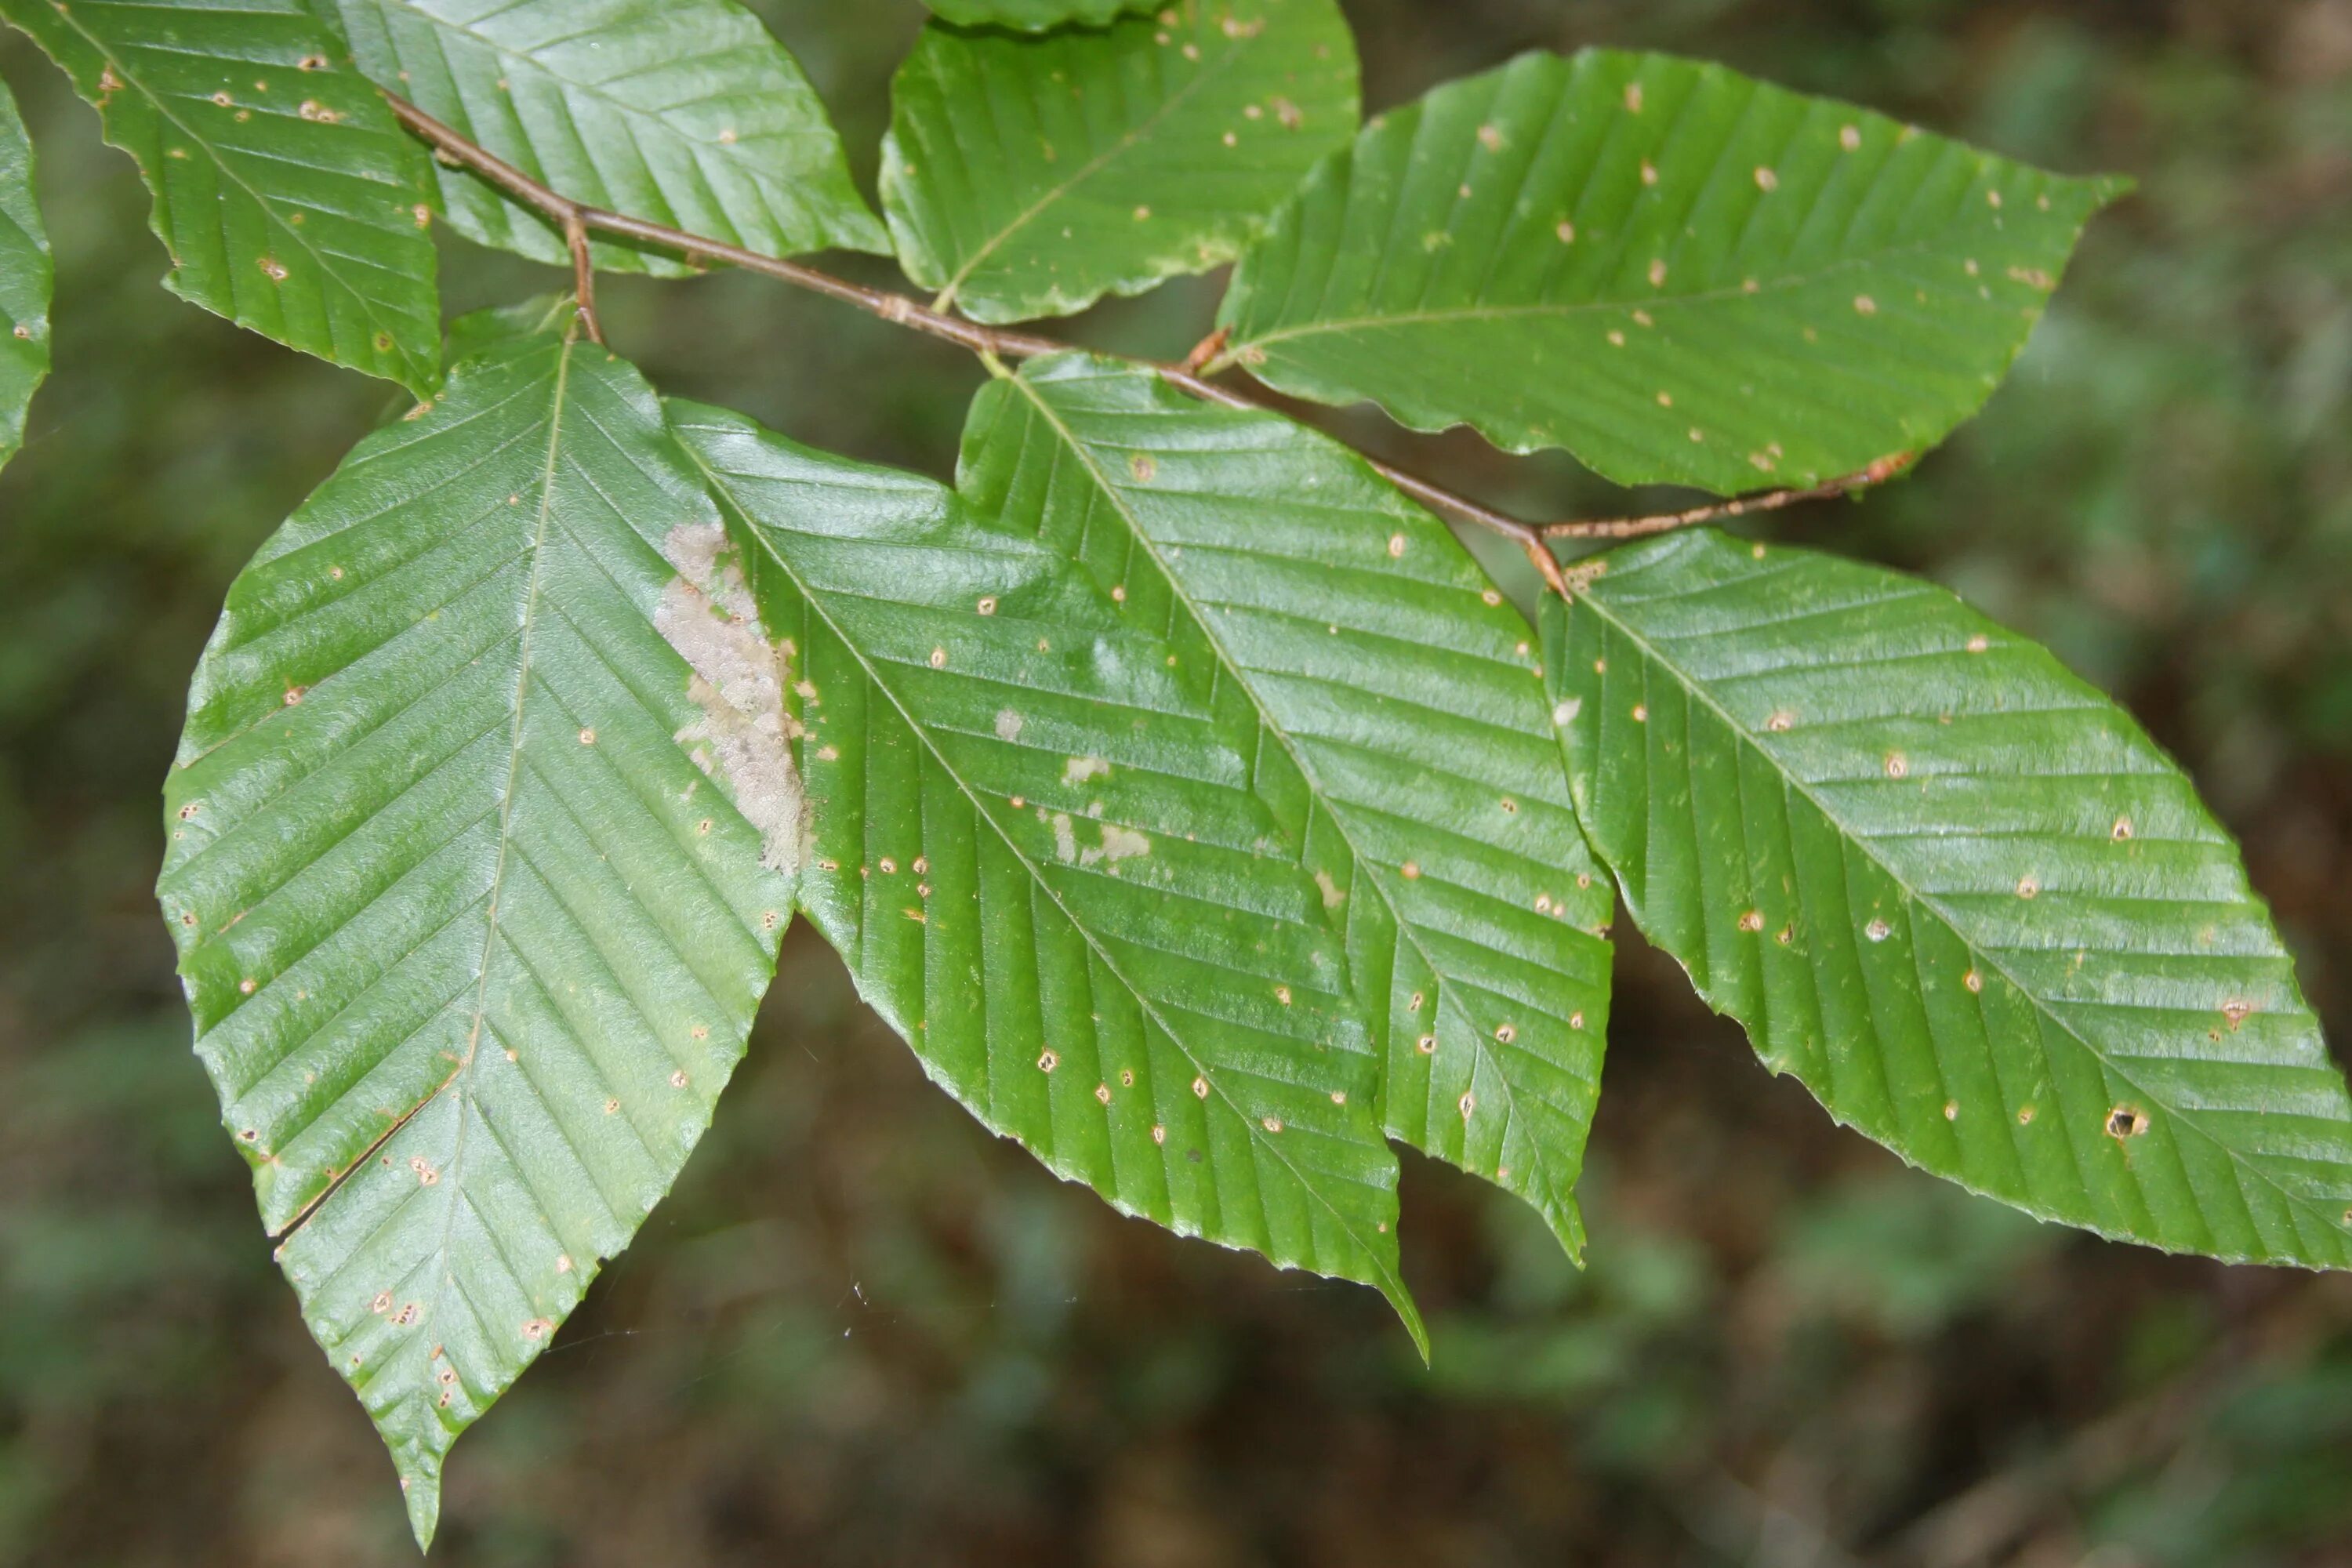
[1549,529,2352,1268]
[328,0,887,277]
[922,0,1153,29]
[0,0,441,394]
[0,72,49,473]
[158,314,796,1547]
[668,394,1425,1348]
[1217,49,2129,493]
[975,354,1615,1259]
[881,0,1358,324]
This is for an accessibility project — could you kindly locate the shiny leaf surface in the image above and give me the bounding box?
[985,354,1615,1258]
[670,394,1425,1347]
[1218,49,2126,492]
[1551,530,2352,1266]
[329,0,887,276]
[160,315,796,1544]
[0,72,48,471]
[1,0,441,392]
[883,0,1357,323]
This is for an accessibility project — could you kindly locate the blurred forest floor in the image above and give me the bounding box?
[3,2,2350,1564]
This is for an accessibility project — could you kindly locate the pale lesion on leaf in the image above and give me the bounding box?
[655,521,807,877]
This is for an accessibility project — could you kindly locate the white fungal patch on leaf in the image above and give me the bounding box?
[1081,823,1152,868]
[657,522,805,876]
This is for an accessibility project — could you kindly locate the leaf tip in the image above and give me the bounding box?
[398,1459,441,1552]
[1385,1279,1432,1367]
[1541,1200,1590,1272]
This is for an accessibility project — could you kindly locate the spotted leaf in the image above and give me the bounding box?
[159,310,796,1546]
[670,393,1425,1350]
[328,0,887,277]
[0,74,49,472]
[969,354,1616,1259]
[0,0,442,393]
[1216,49,2128,493]
[1550,530,2352,1267]
[882,0,1358,323]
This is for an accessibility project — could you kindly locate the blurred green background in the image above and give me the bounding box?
[4,1,2350,1563]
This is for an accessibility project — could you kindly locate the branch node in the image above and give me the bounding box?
[563,214,604,347]
[1521,535,1570,597]
[1182,326,1230,375]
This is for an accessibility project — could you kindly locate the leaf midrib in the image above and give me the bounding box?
[274,335,575,1270]
[1228,235,1991,357]
[429,331,576,1269]
[681,427,1410,1309]
[1577,581,2346,1251]
[1004,369,1579,1239]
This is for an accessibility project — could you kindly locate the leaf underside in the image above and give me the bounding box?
[671,396,1428,1348]
[0,72,49,471]
[981,354,1615,1259]
[1218,48,2128,493]
[921,0,1156,29]
[1,0,442,394]
[329,0,887,278]
[1551,531,2352,1268]
[159,317,795,1546]
[881,0,1359,324]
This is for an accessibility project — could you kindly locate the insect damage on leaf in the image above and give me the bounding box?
[657,521,805,876]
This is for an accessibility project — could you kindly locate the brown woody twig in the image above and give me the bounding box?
[561,214,604,346]
[1541,452,1918,540]
[385,94,1906,599]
